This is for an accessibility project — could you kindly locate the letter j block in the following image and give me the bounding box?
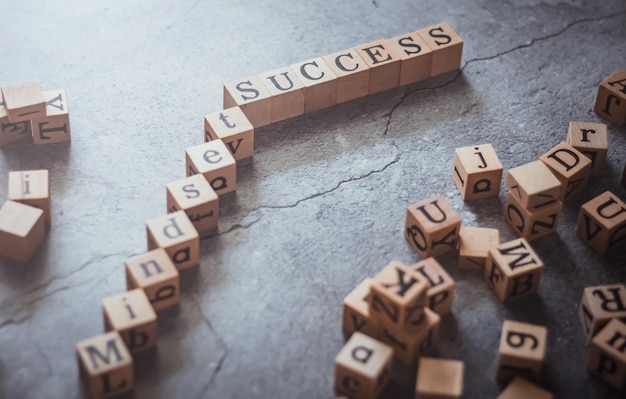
[576,191,626,255]
[452,143,503,200]
[405,195,461,258]
[146,210,199,270]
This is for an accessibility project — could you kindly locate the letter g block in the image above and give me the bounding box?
[497,320,547,383]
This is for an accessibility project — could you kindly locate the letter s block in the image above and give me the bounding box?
[576,191,626,254]
[579,284,626,343]
[587,318,626,389]
[416,22,463,77]
[452,143,503,200]
[125,249,180,311]
[166,174,219,234]
[223,76,272,128]
[405,195,461,258]
[186,139,237,196]
[146,210,200,270]
[540,142,591,202]
[594,69,626,127]
[32,90,71,144]
[497,320,547,383]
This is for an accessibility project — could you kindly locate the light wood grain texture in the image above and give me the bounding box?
[146,210,200,270]
[323,49,370,103]
[594,69,626,127]
[497,320,547,383]
[125,248,180,311]
[458,226,499,270]
[576,191,626,254]
[567,121,608,175]
[1,80,46,123]
[504,192,562,241]
[579,284,626,343]
[453,143,503,200]
[0,200,46,263]
[258,66,305,123]
[166,174,218,233]
[342,277,381,340]
[506,160,562,210]
[356,39,401,94]
[32,89,71,144]
[416,23,463,77]
[223,76,272,128]
[540,142,591,201]
[587,318,626,389]
[388,32,433,86]
[405,195,461,258]
[186,139,237,195]
[8,169,51,230]
[415,357,464,399]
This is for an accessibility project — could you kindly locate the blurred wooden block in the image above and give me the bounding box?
[576,191,626,254]
[587,318,626,389]
[379,307,440,366]
[146,210,199,270]
[405,195,461,258]
[8,169,51,230]
[579,284,626,343]
[166,174,218,233]
[323,49,370,103]
[356,39,401,94]
[497,320,547,383]
[1,80,46,123]
[76,331,133,399]
[506,160,562,210]
[567,121,608,175]
[0,200,45,263]
[540,142,591,202]
[258,66,305,123]
[204,106,254,160]
[458,226,499,270]
[498,377,553,399]
[186,139,237,195]
[622,162,626,188]
[504,192,562,241]
[32,90,71,144]
[0,98,31,146]
[388,32,433,86]
[416,22,463,77]
[415,357,464,399]
[342,277,381,339]
[223,76,272,128]
[292,57,338,113]
[453,143,503,200]
[102,289,158,354]
[125,248,180,311]
[594,69,626,127]
[409,257,455,315]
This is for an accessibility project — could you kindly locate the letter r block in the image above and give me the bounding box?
[540,142,591,202]
[594,69,626,127]
[576,191,626,254]
[566,121,608,175]
[146,210,200,270]
[125,249,180,311]
[452,143,503,200]
[186,139,237,195]
[497,320,547,383]
[32,90,71,144]
[204,107,254,160]
[587,319,626,389]
[578,284,626,343]
[166,174,219,233]
[405,195,461,258]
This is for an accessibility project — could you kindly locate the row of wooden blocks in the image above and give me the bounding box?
[0,80,71,146]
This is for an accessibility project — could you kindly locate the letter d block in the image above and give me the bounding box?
[125,249,180,311]
[576,191,626,254]
[587,319,626,389]
[579,284,626,343]
[504,192,562,242]
[166,174,219,233]
[405,195,461,258]
[334,332,393,399]
[540,142,591,202]
[497,320,547,383]
[204,107,254,160]
[452,144,503,200]
[0,200,46,263]
[594,69,626,127]
[0,99,31,147]
[76,331,133,399]
[146,210,199,270]
[8,169,51,230]
[186,139,237,196]
[566,121,608,175]
[342,278,381,339]
[32,90,71,144]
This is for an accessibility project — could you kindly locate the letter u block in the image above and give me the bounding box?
[587,318,626,389]
[579,284,626,343]
[504,192,562,241]
[204,107,254,160]
[594,69,626,127]
[566,121,608,175]
[32,90,71,144]
[576,191,626,254]
[342,278,381,339]
[146,210,199,270]
[497,320,547,383]
[166,174,219,234]
[0,99,31,147]
[405,195,461,258]
[186,139,237,196]
[125,249,180,311]
[540,142,591,201]
[452,144,503,200]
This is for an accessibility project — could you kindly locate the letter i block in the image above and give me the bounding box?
[566,121,608,175]
[102,289,158,354]
[32,90,71,144]
[322,49,370,103]
[498,377,553,399]
[258,66,305,123]
[0,200,46,263]
[186,139,237,195]
[76,331,133,399]
[587,318,626,389]
[415,357,464,399]
[405,195,461,258]
[334,332,393,399]
[576,191,626,254]
[291,58,338,113]
[458,226,499,270]
[379,307,440,366]
[356,39,401,94]
[204,107,254,160]
[594,69,626,127]
[452,144,503,200]
[125,249,180,311]
[0,99,31,146]
[388,32,433,86]
[504,192,562,241]
[416,22,464,77]
[579,284,626,343]
[410,257,455,315]
[166,174,218,234]
[484,238,543,302]
[146,210,199,270]
[223,75,272,128]
[540,142,591,201]
[506,160,562,210]
[497,320,547,383]
[1,80,46,123]
[8,169,51,230]
[342,278,381,339]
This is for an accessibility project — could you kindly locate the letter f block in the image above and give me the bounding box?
[405,195,461,258]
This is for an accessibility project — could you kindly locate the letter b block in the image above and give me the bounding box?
[452,144,503,200]
[186,139,237,195]
[576,191,626,254]
[594,69,626,127]
[497,320,547,383]
[405,195,461,258]
[125,249,180,311]
[587,319,626,389]
[579,284,626,343]
[146,210,200,270]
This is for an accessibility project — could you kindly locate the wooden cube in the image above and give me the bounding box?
[356,39,401,94]
[622,162,626,188]
[484,238,543,302]
[497,377,553,399]
[388,32,433,86]
[579,284,626,343]
[416,23,463,77]
[0,98,31,146]
[576,191,626,254]
[102,289,158,354]
[458,226,499,270]
[0,200,46,263]
[452,143,503,200]
[125,249,180,311]
[204,106,254,160]
[76,331,133,399]
[166,174,218,233]
[497,320,547,383]
[539,142,591,201]
[258,66,305,123]
[1,80,46,123]
[587,318,626,389]
[594,69,626,127]
[291,57,338,113]
[323,49,370,103]
[223,75,272,128]
[146,210,199,270]
[186,139,237,195]
[405,195,461,258]
[415,357,464,399]
[342,278,381,339]
[504,192,562,241]
[32,90,71,144]
[506,160,562,210]
[566,121,608,175]
[8,169,51,230]
[409,257,455,315]
[380,307,440,366]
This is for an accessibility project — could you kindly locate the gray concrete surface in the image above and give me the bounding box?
[1,1,626,398]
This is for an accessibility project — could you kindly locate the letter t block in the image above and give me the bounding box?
[204,107,254,160]
[497,320,547,383]
[405,195,461,258]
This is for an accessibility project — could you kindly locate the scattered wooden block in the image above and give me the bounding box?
[506,160,562,210]
[76,331,133,399]
[504,192,562,241]
[0,200,46,263]
[416,22,463,77]
[342,277,381,339]
[125,248,180,311]
[356,39,401,94]
[379,307,440,366]
[388,32,433,86]
[452,143,503,200]
[458,226,499,270]
[576,191,626,254]
[566,121,608,175]
[497,377,553,399]
[587,318,626,389]
[622,162,626,188]
[291,57,338,113]
[1,80,46,123]
[405,195,462,258]
[323,49,370,103]
[578,284,626,343]
[497,320,547,383]
[0,98,31,147]
[8,169,51,230]
[539,142,591,202]
[258,66,305,123]
[415,357,464,399]
[409,257,455,315]
[593,69,626,127]
[166,174,219,233]
[204,106,254,160]
[186,139,237,195]
[223,76,272,128]
[102,288,158,354]
[146,210,200,270]
[32,89,71,144]
[484,238,543,302]
[334,331,393,399]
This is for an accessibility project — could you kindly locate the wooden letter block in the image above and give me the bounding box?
[291,57,338,113]
[1,80,46,123]
[76,331,133,399]
[186,139,237,195]
[0,98,31,147]
[498,377,553,399]
[334,332,393,399]
[579,284,626,343]
[0,200,45,263]
[540,142,591,201]
[388,32,433,86]
[8,169,51,230]
[415,357,464,399]
[125,249,180,311]
[566,121,608,175]
[594,69,626,127]
[416,23,463,77]
[32,90,71,144]
[506,160,562,210]
[323,49,370,103]
[504,192,562,241]
[497,320,547,383]
[258,66,305,123]
[410,257,455,315]
[576,191,626,254]
[587,318,626,389]
[223,76,272,128]
[484,238,543,302]
[405,195,461,258]
[452,143,503,200]
[342,278,381,339]
[380,307,440,366]
[166,174,218,233]
[146,210,199,270]
[356,39,401,94]
[102,289,158,354]
[204,106,254,160]
[458,226,499,270]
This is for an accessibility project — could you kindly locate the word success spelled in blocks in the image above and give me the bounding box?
[497,320,547,383]
[32,90,71,144]
[0,200,46,263]
[146,210,200,270]
[566,121,608,175]
[587,318,626,389]
[204,106,254,160]
[452,143,503,200]
[415,357,464,399]
[8,169,51,230]
[405,195,461,258]
[342,278,381,339]
[125,249,180,311]
[186,139,237,195]
[166,174,219,233]
[594,69,626,127]
[576,191,626,254]
[0,98,31,146]
[579,284,626,343]
[458,226,499,270]
[539,142,591,202]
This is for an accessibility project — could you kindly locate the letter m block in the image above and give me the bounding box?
[576,191,626,255]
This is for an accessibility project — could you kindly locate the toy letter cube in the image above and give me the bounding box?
[204,107,254,160]
[32,90,71,144]
[409,257,455,315]
[405,195,461,258]
[146,210,200,270]
[506,161,561,210]
[323,49,370,103]
[458,226,499,270]
[594,69,626,127]
[416,22,463,77]
[576,191,626,254]
[186,139,237,195]
[497,320,547,383]
[504,192,562,241]
[1,80,46,123]
[8,169,51,230]
[587,318,626,389]
[125,248,180,311]
[223,76,272,128]
[540,142,591,202]
[0,200,46,263]
[453,144,503,200]
[342,278,381,339]
[579,284,626,343]
[566,121,608,175]
[166,174,219,233]
[415,357,464,399]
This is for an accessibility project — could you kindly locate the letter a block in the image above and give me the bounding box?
[566,121,608,175]
[186,139,237,195]
[576,191,626,254]
[356,40,401,94]
[1,80,46,123]
[410,257,455,315]
[417,22,464,77]
[498,377,553,399]
[458,226,499,270]
[125,249,180,311]
[0,200,46,263]
[223,76,272,128]
[594,69,626,127]
[204,107,254,160]
[76,331,133,399]
[379,307,440,366]
[0,99,31,147]
[166,174,219,233]
[504,192,562,241]
[540,142,591,202]
[323,49,370,103]
[415,357,464,399]
[342,278,381,339]
[334,332,393,399]
[8,169,51,230]
[32,90,71,144]
[506,161,562,210]
[405,195,461,258]
[452,144,503,200]
[587,318,626,389]
[497,321,547,383]
[146,210,200,270]
[579,284,626,343]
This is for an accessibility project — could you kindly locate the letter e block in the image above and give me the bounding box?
[540,142,591,201]
[417,22,463,77]
[587,318,626,389]
[1,80,46,123]
[186,139,237,195]
[415,357,464,399]
[291,57,338,113]
[594,69,626,127]
[576,191,626,254]
[410,257,455,315]
[497,320,547,383]
[380,308,440,366]
[166,174,218,233]
[8,169,51,230]
[566,121,608,175]
[125,249,180,311]
[146,210,199,270]
[342,278,381,339]
[0,99,31,146]
[223,76,272,128]
[506,160,562,210]
[0,200,46,263]
[323,49,370,103]
[453,144,503,200]
[388,32,433,86]
[498,377,553,399]
[204,107,254,160]
[504,192,562,241]
[579,284,626,343]
[356,40,401,94]
[458,226,499,270]
[32,90,71,144]
[258,66,305,123]
[405,195,461,258]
